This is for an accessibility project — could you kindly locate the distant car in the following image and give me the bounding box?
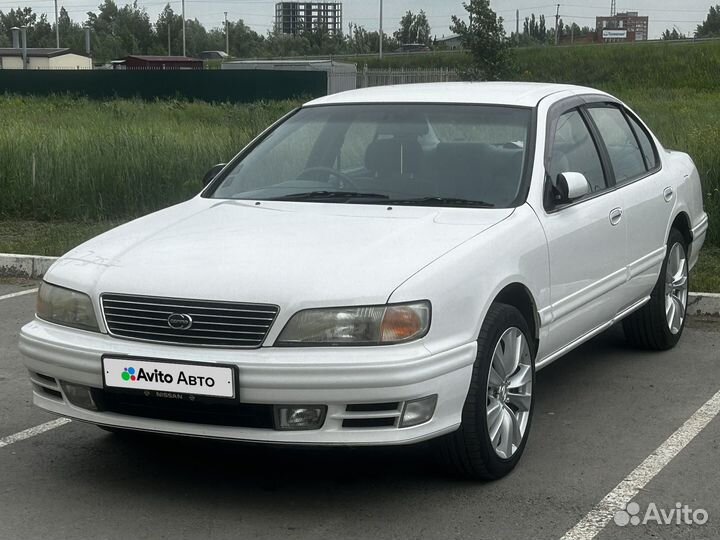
[198,50,229,60]
[19,83,708,480]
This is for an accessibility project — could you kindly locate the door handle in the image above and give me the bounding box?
[609,207,623,226]
[664,187,674,202]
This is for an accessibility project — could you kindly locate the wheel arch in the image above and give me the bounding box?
[670,211,693,249]
[492,283,540,346]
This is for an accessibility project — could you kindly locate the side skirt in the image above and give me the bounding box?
[536,296,651,370]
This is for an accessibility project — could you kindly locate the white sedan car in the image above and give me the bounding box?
[19,83,708,479]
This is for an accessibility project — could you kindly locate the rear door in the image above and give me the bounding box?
[584,103,670,306]
[540,106,628,356]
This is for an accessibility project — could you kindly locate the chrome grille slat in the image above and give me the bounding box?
[103,305,275,321]
[102,294,279,348]
[105,320,267,335]
[103,298,277,314]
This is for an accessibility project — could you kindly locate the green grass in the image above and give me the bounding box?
[0,96,300,222]
[693,247,720,293]
[357,40,720,90]
[0,220,123,256]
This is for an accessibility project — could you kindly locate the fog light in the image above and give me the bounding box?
[274,405,327,431]
[60,381,98,411]
[400,395,437,428]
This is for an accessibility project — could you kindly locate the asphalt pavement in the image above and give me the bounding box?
[1,278,718,540]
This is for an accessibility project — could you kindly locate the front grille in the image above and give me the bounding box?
[91,389,275,429]
[101,294,279,348]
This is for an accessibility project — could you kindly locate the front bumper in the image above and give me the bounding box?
[19,319,476,445]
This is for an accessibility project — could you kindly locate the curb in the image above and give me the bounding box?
[687,292,720,318]
[1,253,720,317]
[0,253,58,280]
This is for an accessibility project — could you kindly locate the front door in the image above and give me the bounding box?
[539,107,628,358]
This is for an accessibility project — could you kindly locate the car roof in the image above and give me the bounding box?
[306,82,609,108]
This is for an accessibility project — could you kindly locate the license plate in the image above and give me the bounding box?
[103,357,235,399]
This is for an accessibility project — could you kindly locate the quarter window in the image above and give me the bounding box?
[587,106,647,184]
[548,109,607,193]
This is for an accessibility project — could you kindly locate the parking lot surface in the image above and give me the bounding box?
[1,278,718,540]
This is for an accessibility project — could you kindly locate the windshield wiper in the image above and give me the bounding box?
[383,197,495,208]
[269,191,390,202]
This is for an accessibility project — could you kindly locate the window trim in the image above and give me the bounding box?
[543,101,613,213]
[543,95,663,214]
[583,102,659,187]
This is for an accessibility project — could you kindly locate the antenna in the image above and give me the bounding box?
[610,0,616,16]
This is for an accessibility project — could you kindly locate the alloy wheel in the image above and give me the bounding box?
[486,327,533,459]
[664,242,688,335]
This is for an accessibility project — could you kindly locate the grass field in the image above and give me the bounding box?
[0,97,299,222]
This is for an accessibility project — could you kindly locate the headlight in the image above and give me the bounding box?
[276,301,431,346]
[36,282,99,332]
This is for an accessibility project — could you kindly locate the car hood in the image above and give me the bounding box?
[48,198,513,308]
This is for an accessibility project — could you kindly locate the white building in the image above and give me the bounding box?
[0,48,92,70]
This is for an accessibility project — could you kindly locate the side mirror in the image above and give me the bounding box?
[203,163,226,187]
[555,172,590,204]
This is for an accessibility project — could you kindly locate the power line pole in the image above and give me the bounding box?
[181,0,186,57]
[224,12,229,54]
[378,0,383,60]
[54,0,59,47]
[555,4,560,45]
[167,21,171,55]
[516,9,520,43]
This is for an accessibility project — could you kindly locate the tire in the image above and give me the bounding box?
[623,228,689,351]
[436,303,536,480]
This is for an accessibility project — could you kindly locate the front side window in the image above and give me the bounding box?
[587,105,647,184]
[208,104,533,208]
[548,109,606,194]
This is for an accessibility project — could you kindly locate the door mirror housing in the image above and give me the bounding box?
[555,172,590,204]
[203,163,226,187]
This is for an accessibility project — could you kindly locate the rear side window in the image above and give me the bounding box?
[587,106,646,184]
[626,114,658,170]
[548,109,607,193]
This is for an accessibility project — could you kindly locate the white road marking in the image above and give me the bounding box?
[0,288,38,302]
[0,418,71,449]
[560,388,720,540]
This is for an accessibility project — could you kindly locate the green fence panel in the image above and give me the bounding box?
[0,69,328,102]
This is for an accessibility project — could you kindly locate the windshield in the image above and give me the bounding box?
[207,104,533,208]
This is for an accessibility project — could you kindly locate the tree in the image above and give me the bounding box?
[393,10,431,46]
[696,5,720,37]
[662,28,686,40]
[154,4,182,55]
[450,0,509,80]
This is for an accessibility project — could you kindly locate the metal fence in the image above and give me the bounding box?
[0,69,328,103]
[357,67,459,88]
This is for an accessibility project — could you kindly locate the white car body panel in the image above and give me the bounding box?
[19,82,708,445]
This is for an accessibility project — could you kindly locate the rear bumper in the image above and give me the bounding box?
[19,319,476,445]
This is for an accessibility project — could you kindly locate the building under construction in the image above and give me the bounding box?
[275,2,343,36]
[596,11,649,42]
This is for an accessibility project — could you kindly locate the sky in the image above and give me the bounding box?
[0,0,713,40]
